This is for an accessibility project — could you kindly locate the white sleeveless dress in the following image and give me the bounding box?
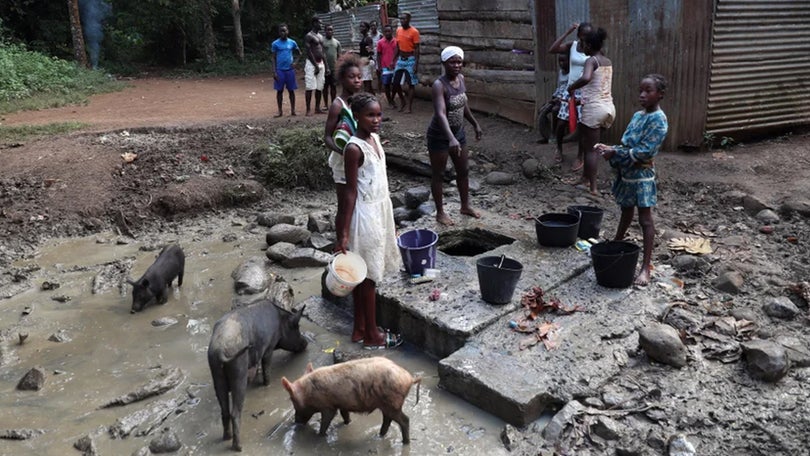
[345,133,399,284]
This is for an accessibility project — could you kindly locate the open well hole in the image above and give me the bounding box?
[437,228,515,257]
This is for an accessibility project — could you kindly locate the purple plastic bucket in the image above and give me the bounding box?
[397,229,439,275]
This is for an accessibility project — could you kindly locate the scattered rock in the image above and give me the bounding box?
[668,433,697,456]
[131,447,150,456]
[221,233,238,242]
[742,340,790,382]
[265,224,310,246]
[670,255,709,274]
[149,428,182,453]
[307,232,335,252]
[762,296,800,320]
[468,178,482,193]
[266,242,296,262]
[17,366,46,391]
[484,171,515,186]
[231,257,269,295]
[0,429,45,440]
[543,400,583,444]
[307,211,333,233]
[743,194,770,216]
[393,206,415,224]
[74,434,99,456]
[152,317,178,327]
[101,367,185,408]
[775,336,810,368]
[778,198,810,217]
[713,271,744,294]
[109,398,181,438]
[637,322,687,368]
[416,201,436,217]
[256,212,295,228]
[755,209,780,224]
[500,423,521,451]
[759,225,774,234]
[404,186,431,209]
[281,248,331,268]
[521,158,540,178]
[731,308,758,322]
[721,190,747,205]
[41,281,60,290]
[663,306,702,332]
[51,294,72,303]
[389,192,405,208]
[591,416,621,441]
[48,329,72,343]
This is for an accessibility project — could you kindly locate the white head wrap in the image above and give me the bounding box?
[441,46,464,62]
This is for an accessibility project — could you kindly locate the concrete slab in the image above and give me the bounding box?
[377,233,593,358]
[438,269,653,426]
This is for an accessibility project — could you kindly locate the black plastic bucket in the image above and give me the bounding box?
[590,241,641,288]
[535,213,580,247]
[567,205,604,239]
[476,256,523,304]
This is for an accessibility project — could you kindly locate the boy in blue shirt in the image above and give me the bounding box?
[271,24,301,117]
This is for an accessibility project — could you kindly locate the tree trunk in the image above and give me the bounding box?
[67,0,89,68]
[201,0,217,65]
[232,0,245,63]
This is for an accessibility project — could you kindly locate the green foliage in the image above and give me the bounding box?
[163,51,271,78]
[0,121,86,143]
[0,41,125,113]
[701,131,737,150]
[251,127,332,190]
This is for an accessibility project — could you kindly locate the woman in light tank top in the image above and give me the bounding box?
[426,46,483,226]
[564,27,615,194]
[548,22,593,170]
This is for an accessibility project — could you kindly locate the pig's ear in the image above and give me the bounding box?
[141,278,150,288]
[306,362,314,373]
[290,305,305,325]
[281,377,294,396]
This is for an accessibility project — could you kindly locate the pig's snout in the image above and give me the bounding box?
[130,309,136,314]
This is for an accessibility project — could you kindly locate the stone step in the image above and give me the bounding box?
[437,269,649,426]
[377,237,593,359]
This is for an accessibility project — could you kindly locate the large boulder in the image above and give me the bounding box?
[637,323,687,368]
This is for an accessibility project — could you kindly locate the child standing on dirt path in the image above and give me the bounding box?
[270,24,301,117]
[334,93,403,350]
[596,74,668,286]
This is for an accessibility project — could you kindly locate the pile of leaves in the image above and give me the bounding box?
[251,127,332,191]
[511,287,584,350]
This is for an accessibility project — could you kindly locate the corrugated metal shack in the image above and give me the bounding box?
[315,4,384,53]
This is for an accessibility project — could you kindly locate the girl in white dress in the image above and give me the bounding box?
[334,93,402,350]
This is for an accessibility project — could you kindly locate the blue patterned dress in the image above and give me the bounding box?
[608,109,668,208]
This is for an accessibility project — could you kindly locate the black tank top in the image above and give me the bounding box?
[427,75,468,137]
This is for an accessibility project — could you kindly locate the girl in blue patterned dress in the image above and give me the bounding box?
[595,74,668,286]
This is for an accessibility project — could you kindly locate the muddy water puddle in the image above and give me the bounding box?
[0,224,508,455]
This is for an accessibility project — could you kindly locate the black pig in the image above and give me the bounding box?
[127,244,185,313]
[208,301,308,452]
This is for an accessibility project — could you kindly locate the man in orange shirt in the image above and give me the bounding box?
[392,12,420,113]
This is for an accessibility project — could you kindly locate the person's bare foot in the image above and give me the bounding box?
[570,160,583,172]
[436,212,454,226]
[306,110,313,117]
[634,268,651,286]
[315,109,325,115]
[555,152,563,163]
[563,176,586,186]
[399,105,407,113]
[290,111,297,116]
[273,112,283,118]
[460,206,481,218]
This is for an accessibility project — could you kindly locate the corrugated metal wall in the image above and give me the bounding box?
[706,0,810,135]
[541,0,712,147]
[315,4,382,52]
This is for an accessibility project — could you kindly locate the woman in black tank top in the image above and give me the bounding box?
[426,46,483,226]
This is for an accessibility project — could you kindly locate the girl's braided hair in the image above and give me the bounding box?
[643,73,667,93]
[347,92,379,115]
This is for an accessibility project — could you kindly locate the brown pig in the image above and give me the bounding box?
[281,357,421,443]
